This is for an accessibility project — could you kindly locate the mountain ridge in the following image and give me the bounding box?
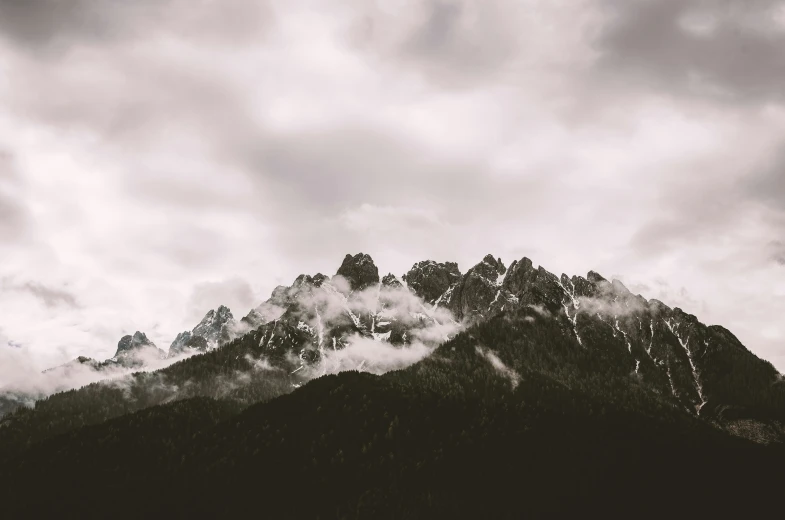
[1,251,784,516]
[1,251,782,450]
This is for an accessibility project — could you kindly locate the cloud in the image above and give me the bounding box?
[0,343,195,407]
[0,151,30,243]
[594,0,785,104]
[341,204,445,233]
[0,192,27,242]
[1,279,79,308]
[0,0,273,52]
[276,277,463,378]
[0,0,784,375]
[186,277,257,324]
[311,335,434,377]
[395,0,522,87]
[347,0,596,90]
[746,145,785,212]
[575,279,647,317]
[772,241,785,266]
[527,304,552,318]
[475,345,520,389]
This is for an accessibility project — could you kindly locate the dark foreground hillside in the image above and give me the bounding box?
[2,308,784,519]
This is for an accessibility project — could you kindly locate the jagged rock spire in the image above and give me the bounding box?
[403,260,462,304]
[336,253,379,291]
[115,331,156,357]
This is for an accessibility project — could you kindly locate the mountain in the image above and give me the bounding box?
[1,252,784,516]
[169,305,239,356]
[336,252,380,291]
[113,331,166,366]
[0,335,166,420]
[42,354,103,374]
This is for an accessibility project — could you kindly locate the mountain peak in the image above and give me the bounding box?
[116,331,156,356]
[482,254,505,271]
[382,273,403,288]
[170,305,238,357]
[470,254,506,281]
[336,253,379,291]
[193,306,235,338]
[114,331,164,363]
[587,270,607,284]
[403,260,462,304]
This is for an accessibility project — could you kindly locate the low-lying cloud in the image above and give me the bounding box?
[475,345,520,389]
[0,345,196,414]
[310,335,434,377]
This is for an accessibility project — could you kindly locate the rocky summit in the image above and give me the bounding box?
[113,331,165,366]
[336,253,380,291]
[169,305,239,356]
[402,260,462,304]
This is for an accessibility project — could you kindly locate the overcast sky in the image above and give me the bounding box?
[0,0,784,373]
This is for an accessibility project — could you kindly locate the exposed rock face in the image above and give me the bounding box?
[170,305,239,357]
[312,273,329,287]
[448,255,507,321]
[192,305,235,345]
[381,273,403,288]
[114,331,165,365]
[116,331,155,356]
[502,257,564,314]
[168,331,194,356]
[403,260,462,304]
[184,335,209,351]
[336,253,379,291]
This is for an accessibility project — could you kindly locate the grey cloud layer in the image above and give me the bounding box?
[0,0,272,51]
[0,0,783,371]
[596,0,785,104]
[746,145,785,212]
[1,280,80,309]
[0,151,28,242]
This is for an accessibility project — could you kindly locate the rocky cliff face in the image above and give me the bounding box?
[336,253,379,291]
[113,331,165,366]
[402,260,462,304]
[169,305,240,357]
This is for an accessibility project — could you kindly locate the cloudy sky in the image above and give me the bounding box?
[0,0,784,373]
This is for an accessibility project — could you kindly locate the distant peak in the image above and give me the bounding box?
[336,253,380,291]
[482,254,506,274]
[587,271,607,284]
[115,331,157,357]
[382,273,403,288]
[468,255,506,282]
[312,273,329,287]
[199,306,234,324]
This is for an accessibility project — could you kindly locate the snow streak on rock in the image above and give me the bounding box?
[556,276,583,346]
[665,319,707,415]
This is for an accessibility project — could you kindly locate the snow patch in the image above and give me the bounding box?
[665,319,707,414]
